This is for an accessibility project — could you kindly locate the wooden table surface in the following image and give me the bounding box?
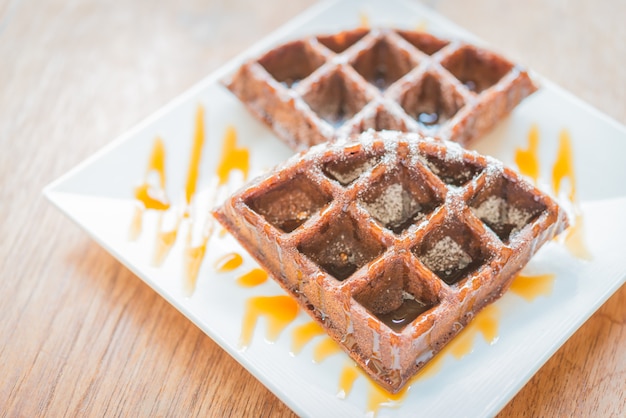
[1,0,624,416]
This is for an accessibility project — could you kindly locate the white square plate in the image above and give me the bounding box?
[45,0,626,416]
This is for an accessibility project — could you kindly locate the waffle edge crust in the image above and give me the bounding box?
[224,27,537,152]
[213,131,569,393]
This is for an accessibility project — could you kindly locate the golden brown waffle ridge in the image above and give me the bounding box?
[224,27,537,151]
[213,130,568,393]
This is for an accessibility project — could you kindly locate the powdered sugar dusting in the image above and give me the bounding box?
[444,187,465,215]
[362,183,421,230]
[443,140,464,162]
[472,195,532,235]
[379,130,399,166]
[326,157,379,185]
[422,236,472,274]
[482,156,505,180]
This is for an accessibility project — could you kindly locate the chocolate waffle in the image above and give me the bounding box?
[224,28,537,151]
[213,130,568,393]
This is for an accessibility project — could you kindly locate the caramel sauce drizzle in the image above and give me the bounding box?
[514,124,540,184]
[552,130,592,260]
[414,20,428,32]
[237,268,268,288]
[183,208,216,296]
[417,305,500,379]
[153,213,182,267]
[134,183,169,211]
[291,321,325,355]
[129,138,170,240]
[552,129,576,202]
[181,106,214,293]
[135,138,169,209]
[359,12,369,29]
[240,295,299,349]
[129,206,144,241]
[130,104,253,294]
[366,379,406,415]
[313,337,342,363]
[183,237,208,294]
[510,273,555,301]
[157,106,210,272]
[185,106,206,206]
[216,125,249,186]
[516,127,591,260]
[336,363,407,413]
[563,213,592,260]
[449,305,499,358]
[333,304,497,416]
[337,363,359,399]
[214,252,243,272]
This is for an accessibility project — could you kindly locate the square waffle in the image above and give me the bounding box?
[213,130,568,393]
[224,28,537,151]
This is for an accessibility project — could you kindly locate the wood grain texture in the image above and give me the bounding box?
[0,0,624,417]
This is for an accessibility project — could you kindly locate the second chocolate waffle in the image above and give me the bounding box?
[224,28,537,151]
